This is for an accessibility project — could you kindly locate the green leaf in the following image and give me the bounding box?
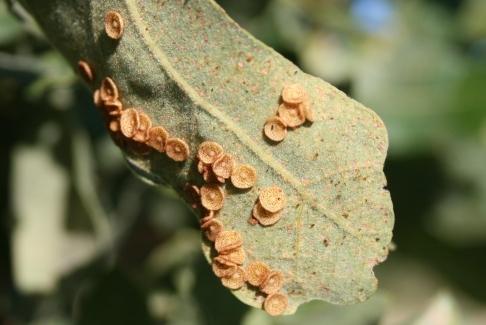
[11,145,69,293]
[460,0,486,40]
[11,144,97,293]
[0,2,23,45]
[412,291,462,325]
[20,0,394,314]
[429,139,486,245]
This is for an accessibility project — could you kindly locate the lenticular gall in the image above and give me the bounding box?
[146,126,169,152]
[214,230,243,253]
[104,10,125,40]
[212,257,237,278]
[77,60,94,83]
[103,98,123,116]
[133,111,152,142]
[201,218,224,242]
[93,89,102,108]
[219,246,246,265]
[231,164,257,189]
[260,271,284,295]
[200,184,225,211]
[165,138,190,161]
[246,261,270,287]
[100,77,119,101]
[252,201,283,226]
[221,266,246,289]
[281,83,307,105]
[259,186,287,213]
[212,153,234,180]
[263,293,288,316]
[277,103,305,128]
[264,116,287,142]
[198,141,224,164]
[120,108,139,138]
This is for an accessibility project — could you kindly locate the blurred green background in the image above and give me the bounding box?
[1,0,486,324]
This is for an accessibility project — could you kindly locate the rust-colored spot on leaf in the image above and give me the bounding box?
[77,60,94,83]
[147,126,169,152]
[231,164,257,189]
[301,100,314,123]
[277,103,305,128]
[212,257,237,278]
[93,89,102,108]
[100,77,119,101]
[214,230,242,253]
[198,141,224,164]
[201,218,224,242]
[104,10,124,40]
[108,118,120,133]
[120,108,139,138]
[260,271,284,295]
[281,84,307,105]
[200,184,225,211]
[246,261,270,287]
[264,293,288,316]
[264,116,287,142]
[133,111,152,142]
[212,153,234,180]
[259,186,287,213]
[219,246,246,265]
[103,98,123,116]
[165,138,190,161]
[252,201,283,226]
[221,266,246,289]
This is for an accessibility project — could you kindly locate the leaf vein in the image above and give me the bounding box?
[125,0,381,252]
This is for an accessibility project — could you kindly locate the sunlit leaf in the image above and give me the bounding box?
[22,0,394,314]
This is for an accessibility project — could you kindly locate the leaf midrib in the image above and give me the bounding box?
[124,0,383,253]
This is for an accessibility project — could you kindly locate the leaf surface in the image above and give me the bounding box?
[21,0,394,314]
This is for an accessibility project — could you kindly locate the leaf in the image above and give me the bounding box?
[429,139,486,245]
[12,145,68,293]
[460,0,486,40]
[412,291,462,325]
[145,229,201,276]
[11,144,97,293]
[20,0,394,314]
[0,1,23,45]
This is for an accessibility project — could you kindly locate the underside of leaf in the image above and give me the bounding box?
[21,0,395,315]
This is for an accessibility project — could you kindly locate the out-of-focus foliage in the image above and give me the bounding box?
[1,0,486,324]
